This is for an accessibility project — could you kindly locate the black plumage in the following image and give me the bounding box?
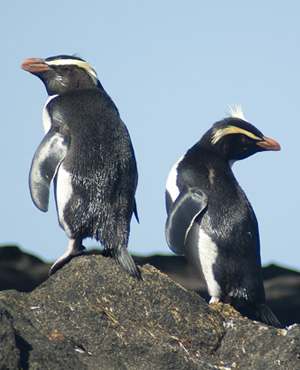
[166,107,282,327]
[21,55,140,278]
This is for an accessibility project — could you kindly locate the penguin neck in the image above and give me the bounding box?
[228,159,236,168]
[196,136,239,168]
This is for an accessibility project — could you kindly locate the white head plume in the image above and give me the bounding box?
[228,104,247,121]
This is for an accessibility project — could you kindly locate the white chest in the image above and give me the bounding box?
[166,155,185,203]
[42,95,58,133]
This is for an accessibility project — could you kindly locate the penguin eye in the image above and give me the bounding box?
[61,67,71,73]
[239,135,247,143]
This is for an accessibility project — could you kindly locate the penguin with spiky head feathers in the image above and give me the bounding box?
[165,106,282,327]
[21,55,140,278]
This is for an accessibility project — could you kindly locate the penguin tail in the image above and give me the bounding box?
[237,301,283,328]
[115,248,142,280]
[254,303,283,328]
[106,247,142,280]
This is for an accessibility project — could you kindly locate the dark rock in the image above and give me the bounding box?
[0,255,300,369]
[0,245,50,292]
[135,255,300,327]
[1,246,300,327]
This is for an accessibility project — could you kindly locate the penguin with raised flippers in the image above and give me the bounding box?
[165,106,282,327]
[21,55,140,278]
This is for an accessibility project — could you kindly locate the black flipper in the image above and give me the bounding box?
[165,186,208,255]
[29,128,69,212]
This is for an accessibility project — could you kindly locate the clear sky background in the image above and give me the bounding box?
[1,1,300,270]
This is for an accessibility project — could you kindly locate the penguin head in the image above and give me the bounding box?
[201,106,280,161]
[21,55,102,95]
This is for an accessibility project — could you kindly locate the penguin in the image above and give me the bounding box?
[165,106,282,327]
[21,55,140,278]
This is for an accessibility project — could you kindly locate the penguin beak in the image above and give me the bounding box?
[21,58,50,73]
[256,137,281,151]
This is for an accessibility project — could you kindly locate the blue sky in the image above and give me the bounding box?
[1,1,300,270]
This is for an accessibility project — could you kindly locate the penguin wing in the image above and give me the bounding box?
[166,186,208,255]
[29,128,69,212]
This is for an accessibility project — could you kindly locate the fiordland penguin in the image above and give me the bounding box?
[21,55,140,278]
[165,106,282,327]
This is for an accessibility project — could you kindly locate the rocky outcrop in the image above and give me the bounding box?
[1,253,300,369]
[0,246,50,292]
[1,245,300,326]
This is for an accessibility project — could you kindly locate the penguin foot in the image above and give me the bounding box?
[49,238,85,276]
[209,297,220,304]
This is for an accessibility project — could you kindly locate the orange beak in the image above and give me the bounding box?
[256,137,281,151]
[21,58,50,73]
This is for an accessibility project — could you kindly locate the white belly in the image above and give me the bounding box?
[184,224,221,299]
[55,164,73,236]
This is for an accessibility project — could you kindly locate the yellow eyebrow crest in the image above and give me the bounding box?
[211,126,262,145]
[45,59,99,85]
